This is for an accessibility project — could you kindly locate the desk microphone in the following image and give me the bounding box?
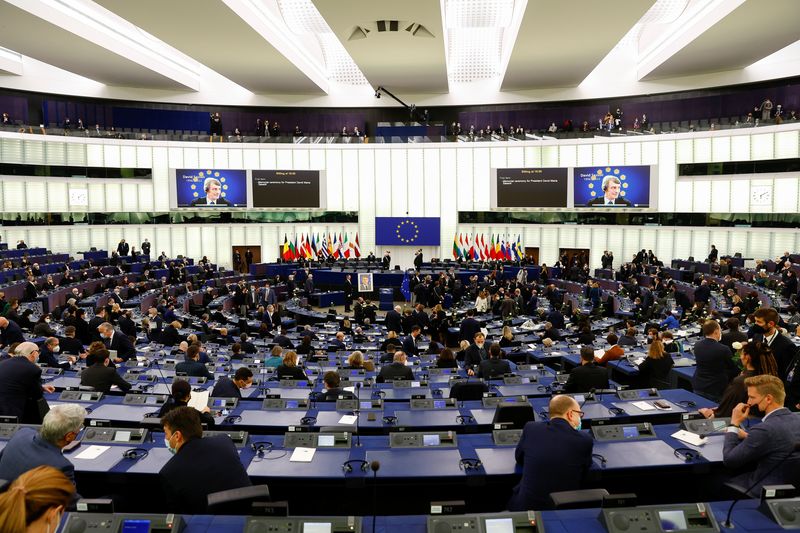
[354,381,362,448]
[723,440,800,528]
[370,460,380,533]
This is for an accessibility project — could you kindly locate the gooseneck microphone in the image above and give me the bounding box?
[723,439,800,528]
[371,460,381,533]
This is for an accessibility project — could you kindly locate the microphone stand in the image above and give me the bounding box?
[371,460,381,533]
[354,381,362,447]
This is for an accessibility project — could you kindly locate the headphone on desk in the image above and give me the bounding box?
[608,407,626,416]
[456,415,475,425]
[251,442,274,454]
[592,453,607,467]
[224,415,242,424]
[382,416,397,425]
[144,411,160,418]
[300,416,317,426]
[678,400,697,408]
[459,458,483,471]
[537,385,552,393]
[674,447,702,462]
[342,459,370,473]
[122,448,149,461]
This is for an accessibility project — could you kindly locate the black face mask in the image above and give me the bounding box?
[750,324,767,335]
[748,402,765,418]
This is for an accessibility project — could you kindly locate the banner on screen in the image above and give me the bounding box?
[573,165,651,207]
[492,167,568,208]
[251,169,324,208]
[173,169,247,207]
[375,217,440,246]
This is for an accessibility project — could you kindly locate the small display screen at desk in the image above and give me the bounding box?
[573,395,585,404]
[484,518,515,533]
[318,435,335,447]
[113,431,132,442]
[121,519,150,533]
[145,397,158,405]
[303,523,332,533]
[638,390,651,399]
[712,420,726,431]
[434,400,446,409]
[286,400,299,409]
[623,426,639,439]
[296,381,308,387]
[440,369,452,374]
[658,510,688,531]
[360,401,372,409]
[213,399,227,407]
[80,393,93,401]
[138,375,152,382]
[423,434,440,446]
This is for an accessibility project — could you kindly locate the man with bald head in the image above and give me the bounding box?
[508,394,593,510]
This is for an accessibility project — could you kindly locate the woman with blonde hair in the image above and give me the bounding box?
[475,290,489,313]
[276,350,306,380]
[0,465,75,533]
[499,326,515,348]
[637,339,674,389]
[346,350,365,369]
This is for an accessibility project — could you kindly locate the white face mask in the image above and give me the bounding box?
[165,435,177,455]
[45,318,51,323]
[52,346,60,352]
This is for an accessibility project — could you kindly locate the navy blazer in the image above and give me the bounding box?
[692,338,737,400]
[80,363,132,393]
[459,317,482,343]
[159,435,251,513]
[211,376,241,398]
[509,418,593,510]
[105,330,136,361]
[402,335,420,356]
[384,310,403,334]
[723,408,800,497]
[0,357,44,421]
[0,320,25,346]
[377,362,414,383]
[0,427,75,485]
[175,360,213,380]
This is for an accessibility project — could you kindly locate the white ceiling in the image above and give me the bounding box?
[0,0,797,107]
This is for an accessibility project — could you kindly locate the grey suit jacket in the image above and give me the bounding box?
[723,408,800,496]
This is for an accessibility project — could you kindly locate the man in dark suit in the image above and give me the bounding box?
[692,320,738,401]
[23,276,38,301]
[58,326,84,356]
[141,238,151,256]
[117,239,129,256]
[38,337,75,370]
[343,274,354,312]
[0,316,25,347]
[694,279,711,305]
[459,309,482,343]
[402,325,422,356]
[673,286,692,317]
[565,346,610,393]
[189,177,232,206]
[723,375,800,497]
[316,371,356,401]
[98,322,136,363]
[304,274,314,295]
[211,367,253,398]
[258,283,277,307]
[707,245,718,263]
[721,318,748,351]
[160,406,251,513]
[377,351,414,383]
[477,344,512,379]
[88,307,109,343]
[80,349,132,393]
[464,332,489,374]
[238,333,257,354]
[385,306,403,335]
[751,307,798,380]
[0,342,54,422]
[118,310,137,338]
[108,287,124,305]
[413,250,423,270]
[272,326,295,349]
[0,403,86,485]
[328,332,347,351]
[508,395,593,510]
[586,175,632,206]
[175,345,213,380]
[382,251,391,270]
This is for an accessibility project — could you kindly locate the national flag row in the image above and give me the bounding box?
[452,233,524,261]
[282,232,361,261]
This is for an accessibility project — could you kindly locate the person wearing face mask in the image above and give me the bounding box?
[0,465,75,533]
[723,375,800,497]
[37,338,75,370]
[507,394,593,511]
[0,341,55,422]
[159,406,251,513]
[210,367,253,398]
[0,404,86,487]
[97,322,135,363]
[692,320,738,402]
[32,315,57,338]
[464,331,488,375]
[751,307,797,380]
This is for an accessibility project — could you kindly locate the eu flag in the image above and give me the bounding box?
[401,271,412,301]
[375,217,441,246]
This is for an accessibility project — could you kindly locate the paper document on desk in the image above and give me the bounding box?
[290,447,316,462]
[671,429,707,447]
[593,349,605,359]
[75,445,110,460]
[631,401,657,411]
[188,390,209,412]
[338,415,357,425]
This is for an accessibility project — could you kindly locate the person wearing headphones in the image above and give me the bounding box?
[587,175,632,206]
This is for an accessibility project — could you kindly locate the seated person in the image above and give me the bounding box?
[0,403,86,485]
[275,351,306,380]
[540,322,561,342]
[576,325,595,346]
[435,348,459,369]
[79,349,132,393]
[380,331,400,352]
[660,331,682,353]
[343,350,369,370]
[229,342,243,360]
[637,339,674,389]
[58,326,84,356]
[159,406,252,513]
[296,335,313,355]
[159,379,215,428]
[211,367,253,398]
[264,346,283,367]
[0,465,75,533]
[477,343,512,379]
[328,332,347,351]
[499,326,517,348]
[595,333,624,365]
[508,395,593,510]
[175,344,213,380]
[564,346,609,393]
[617,327,638,347]
[377,351,414,383]
[316,371,355,401]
